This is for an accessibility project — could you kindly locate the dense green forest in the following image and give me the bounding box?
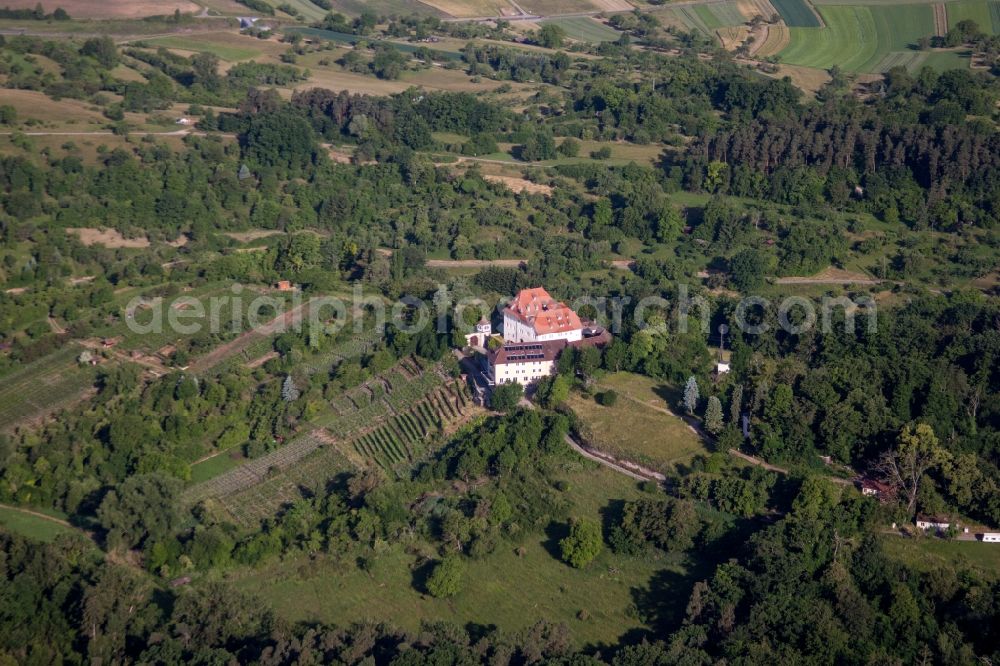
[0,10,998,665]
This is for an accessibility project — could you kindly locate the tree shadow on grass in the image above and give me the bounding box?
[650,383,683,414]
[410,557,436,595]
[541,519,570,561]
[630,567,696,636]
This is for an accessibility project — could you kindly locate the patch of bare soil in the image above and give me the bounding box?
[67,227,149,248]
[775,267,880,285]
[482,174,553,195]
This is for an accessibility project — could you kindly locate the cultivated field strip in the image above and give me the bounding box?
[214,442,356,526]
[0,347,97,431]
[206,378,475,526]
[182,429,335,505]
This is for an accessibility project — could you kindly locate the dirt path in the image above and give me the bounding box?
[0,502,73,528]
[565,434,665,483]
[186,300,310,374]
[933,3,948,36]
[426,258,528,268]
[47,317,66,335]
[774,276,881,286]
[0,502,100,543]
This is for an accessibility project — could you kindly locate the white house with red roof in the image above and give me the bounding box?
[479,287,610,387]
[502,287,583,344]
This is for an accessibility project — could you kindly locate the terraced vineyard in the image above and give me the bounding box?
[183,358,480,524]
[310,357,447,432]
[213,437,356,527]
[350,381,474,470]
[0,347,97,431]
[182,429,337,506]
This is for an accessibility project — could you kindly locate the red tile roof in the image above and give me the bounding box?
[505,287,582,336]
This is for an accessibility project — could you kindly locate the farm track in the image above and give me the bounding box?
[186,299,310,374]
[426,258,528,268]
[933,2,948,36]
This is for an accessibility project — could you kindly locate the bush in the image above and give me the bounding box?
[490,382,523,411]
[559,519,603,568]
[426,555,464,598]
[590,146,612,160]
[557,137,580,157]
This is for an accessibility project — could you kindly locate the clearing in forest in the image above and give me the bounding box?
[482,174,553,195]
[66,228,150,248]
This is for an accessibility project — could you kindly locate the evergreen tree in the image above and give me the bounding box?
[729,384,743,424]
[282,375,300,402]
[683,376,700,415]
[705,396,723,435]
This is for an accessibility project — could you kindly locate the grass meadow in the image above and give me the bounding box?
[227,463,696,647]
[883,535,1000,576]
[568,373,708,472]
[140,32,271,61]
[947,0,1000,33]
[0,506,77,542]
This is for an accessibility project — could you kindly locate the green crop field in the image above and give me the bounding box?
[706,0,749,26]
[666,6,723,33]
[540,17,621,43]
[141,33,265,61]
[771,0,822,26]
[267,0,328,22]
[780,4,934,71]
